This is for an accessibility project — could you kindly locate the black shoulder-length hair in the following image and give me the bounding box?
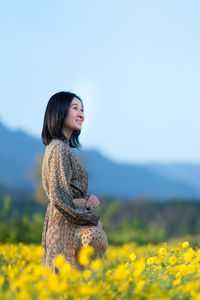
[41,91,84,149]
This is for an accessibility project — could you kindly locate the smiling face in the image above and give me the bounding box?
[62,97,85,139]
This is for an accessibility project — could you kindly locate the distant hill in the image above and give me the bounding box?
[76,149,200,200]
[144,163,200,192]
[0,119,200,200]
[0,120,45,191]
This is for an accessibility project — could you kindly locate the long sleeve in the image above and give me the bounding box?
[48,143,100,226]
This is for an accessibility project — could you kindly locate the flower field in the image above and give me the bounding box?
[1,240,200,299]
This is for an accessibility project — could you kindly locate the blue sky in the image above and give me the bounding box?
[1,0,200,163]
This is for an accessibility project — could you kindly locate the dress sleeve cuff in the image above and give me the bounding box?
[90,214,100,226]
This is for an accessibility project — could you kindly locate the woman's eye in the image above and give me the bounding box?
[74,106,84,112]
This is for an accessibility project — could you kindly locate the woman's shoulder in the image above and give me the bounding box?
[47,138,71,158]
[48,138,69,148]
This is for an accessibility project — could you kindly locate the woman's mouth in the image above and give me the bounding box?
[76,120,82,125]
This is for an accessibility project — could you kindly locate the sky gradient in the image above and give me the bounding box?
[1,0,200,163]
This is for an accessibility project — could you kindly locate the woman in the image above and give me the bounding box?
[41,91,108,273]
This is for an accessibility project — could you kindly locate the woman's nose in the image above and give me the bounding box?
[78,111,84,119]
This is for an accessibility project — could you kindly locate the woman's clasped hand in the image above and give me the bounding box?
[85,194,100,209]
[85,194,102,228]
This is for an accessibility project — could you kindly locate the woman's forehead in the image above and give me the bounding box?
[71,97,83,107]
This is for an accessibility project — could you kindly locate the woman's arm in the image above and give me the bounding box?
[48,143,100,226]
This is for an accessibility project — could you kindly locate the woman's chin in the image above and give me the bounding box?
[74,126,82,131]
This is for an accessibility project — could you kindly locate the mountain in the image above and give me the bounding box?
[0,120,45,191]
[75,149,200,200]
[0,119,200,200]
[144,163,200,193]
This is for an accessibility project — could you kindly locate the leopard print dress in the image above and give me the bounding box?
[41,138,108,273]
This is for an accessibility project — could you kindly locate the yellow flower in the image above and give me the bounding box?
[54,254,65,267]
[182,241,189,248]
[0,275,4,288]
[47,273,67,294]
[147,256,157,265]
[183,248,195,262]
[187,264,197,274]
[134,280,146,294]
[106,269,112,276]
[115,263,130,279]
[79,285,98,296]
[118,280,130,292]
[78,245,94,266]
[129,252,136,261]
[169,255,177,265]
[159,247,167,255]
[107,291,116,298]
[173,279,181,285]
[59,261,71,276]
[90,258,103,270]
[133,259,146,277]
[83,269,92,279]
[175,271,181,279]
[36,246,45,257]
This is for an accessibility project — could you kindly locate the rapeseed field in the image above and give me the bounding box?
[1,240,200,299]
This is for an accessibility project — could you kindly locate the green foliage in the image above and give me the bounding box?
[100,198,120,228]
[107,217,166,245]
[3,194,11,213]
[1,194,200,246]
[0,195,166,246]
[0,194,44,244]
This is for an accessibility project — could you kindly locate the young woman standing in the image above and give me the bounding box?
[41,91,108,273]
